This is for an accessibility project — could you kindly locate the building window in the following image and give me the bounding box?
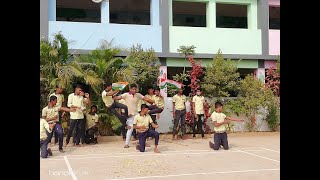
[269,6,280,30]
[216,3,248,29]
[109,0,150,25]
[172,1,207,27]
[56,0,101,23]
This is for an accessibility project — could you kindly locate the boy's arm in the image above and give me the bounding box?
[113,96,122,100]
[107,90,120,96]
[142,96,155,104]
[226,116,244,122]
[151,122,159,129]
[213,120,230,127]
[59,107,76,112]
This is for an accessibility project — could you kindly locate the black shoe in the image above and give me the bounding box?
[209,141,214,149]
[48,148,53,156]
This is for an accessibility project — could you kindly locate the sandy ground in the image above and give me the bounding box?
[40,132,280,180]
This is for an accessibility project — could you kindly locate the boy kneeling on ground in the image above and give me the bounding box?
[134,104,160,153]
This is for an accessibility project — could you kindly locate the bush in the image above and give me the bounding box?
[265,103,280,131]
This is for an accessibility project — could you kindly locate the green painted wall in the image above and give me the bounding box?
[169,0,261,55]
[166,58,258,68]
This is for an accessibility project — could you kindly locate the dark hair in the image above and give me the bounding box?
[148,86,154,90]
[130,84,137,89]
[154,87,160,91]
[55,84,62,88]
[91,105,98,109]
[215,101,223,109]
[75,84,83,89]
[196,88,202,92]
[140,104,149,110]
[105,82,112,87]
[49,95,57,102]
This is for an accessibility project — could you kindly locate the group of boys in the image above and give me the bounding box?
[40,83,244,158]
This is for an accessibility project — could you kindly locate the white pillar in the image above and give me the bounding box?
[101,0,109,23]
[48,0,56,21]
[151,0,160,26]
[207,0,216,28]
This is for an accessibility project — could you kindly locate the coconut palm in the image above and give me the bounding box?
[40,32,102,109]
[74,40,135,94]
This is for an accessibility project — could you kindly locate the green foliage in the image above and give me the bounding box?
[125,44,160,95]
[265,100,280,131]
[224,74,274,131]
[202,50,240,98]
[177,45,196,57]
[98,113,123,136]
[276,56,280,74]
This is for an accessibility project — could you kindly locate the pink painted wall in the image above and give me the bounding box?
[265,60,277,69]
[269,0,280,6]
[269,30,280,55]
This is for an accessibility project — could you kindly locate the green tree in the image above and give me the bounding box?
[202,50,240,98]
[40,32,102,109]
[225,74,274,131]
[125,44,160,95]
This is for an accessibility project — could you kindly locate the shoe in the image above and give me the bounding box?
[47,148,53,156]
[59,149,65,153]
[124,145,129,148]
[209,141,214,149]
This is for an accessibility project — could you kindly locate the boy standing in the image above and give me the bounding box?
[209,102,244,150]
[172,88,187,140]
[134,104,160,153]
[192,89,205,138]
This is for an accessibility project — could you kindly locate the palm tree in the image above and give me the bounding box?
[40,32,102,108]
[74,40,135,94]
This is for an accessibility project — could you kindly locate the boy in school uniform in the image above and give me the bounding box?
[134,104,160,153]
[85,105,99,144]
[42,95,75,152]
[172,88,187,140]
[192,89,205,138]
[40,118,55,158]
[209,102,244,150]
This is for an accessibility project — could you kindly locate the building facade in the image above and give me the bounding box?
[40,0,280,94]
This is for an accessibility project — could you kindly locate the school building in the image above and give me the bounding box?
[40,0,280,96]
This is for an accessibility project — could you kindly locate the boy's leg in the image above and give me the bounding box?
[108,104,127,136]
[46,124,55,144]
[180,110,186,137]
[66,119,77,145]
[125,117,134,147]
[113,101,129,118]
[221,132,229,150]
[147,130,160,153]
[192,116,198,137]
[40,140,48,158]
[54,123,64,151]
[213,133,222,150]
[198,114,205,138]
[137,132,147,152]
[148,106,163,115]
[172,111,180,137]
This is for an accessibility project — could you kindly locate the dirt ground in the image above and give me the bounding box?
[40,132,280,180]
